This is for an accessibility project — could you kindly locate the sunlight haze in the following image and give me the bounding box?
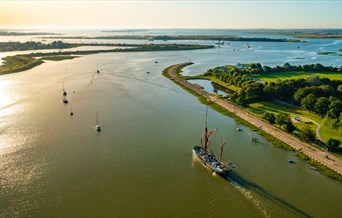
[1,1,341,29]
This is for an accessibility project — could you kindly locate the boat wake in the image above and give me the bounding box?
[229,178,270,218]
[226,172,311,218]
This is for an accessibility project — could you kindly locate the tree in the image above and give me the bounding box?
[262,112,276,124]
[301,125,316,142]
[314,97,330,117]
[301,94,316,111]
[327,100,342,119]
[245,85,264,101]
[275,113,291,127]
[320,85,334,96]
[306,76,321,86]
[235,97,248,107]
[294,88,310,104]
[284,121,296,133]
[327,138,340,151]
[283,63,293,71]
[338,85,342,93]
[263,85,276,100]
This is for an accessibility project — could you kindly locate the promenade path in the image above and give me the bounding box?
[166,63,342,176]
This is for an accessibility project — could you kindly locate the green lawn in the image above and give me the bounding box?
[0,55,43,74]
[252,71,342,82]
[247,101,342,143]
[208,76,241,91]
[0,55,79,74]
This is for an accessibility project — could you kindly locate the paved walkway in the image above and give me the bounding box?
[166,62,342,176]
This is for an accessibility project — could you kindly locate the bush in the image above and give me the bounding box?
[327,138,340,151]
[262,112,276,124]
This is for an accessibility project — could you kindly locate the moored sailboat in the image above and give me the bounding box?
[95,112,101,132]
[62,82,67,96]
[193,107,234,176]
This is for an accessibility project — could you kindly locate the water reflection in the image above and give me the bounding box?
[0,79,16,110]
[187,79,233,95]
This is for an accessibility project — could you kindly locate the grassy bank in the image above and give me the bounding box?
[0,55,44,74]
[163,64,342,182]
[0,55,81,75]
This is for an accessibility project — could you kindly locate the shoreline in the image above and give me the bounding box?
[164,62,342,181]
[0,44,212,75]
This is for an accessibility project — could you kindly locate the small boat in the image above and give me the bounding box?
[63,96,68,104]
[237,128,241,131]
[252,137,258,143]
[193,107,234,176]
[215,39,224,46]
[155,61,158,64]
[95,112,101,132]
[246,42,251,49]
[309,166,318,171]
[96,64,100,73]
[288,160,295,164]
[146,71,150,74]
[62,82,67,96]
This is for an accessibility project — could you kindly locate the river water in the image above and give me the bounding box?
[0,29,342,217]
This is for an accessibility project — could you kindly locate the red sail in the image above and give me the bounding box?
[206,128,218,138]
[204,128,217,151]
[220,141,226,161]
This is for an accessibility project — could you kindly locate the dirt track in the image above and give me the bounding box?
[166,62,342,176]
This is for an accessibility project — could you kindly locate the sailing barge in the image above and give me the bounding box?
[193,108,234,176]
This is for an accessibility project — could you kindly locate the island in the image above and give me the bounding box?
[0,31,56,36]
[0,41,213,74]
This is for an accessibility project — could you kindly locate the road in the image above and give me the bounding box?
[166,62,342,176]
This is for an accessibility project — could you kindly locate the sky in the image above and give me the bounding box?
[0,0,341,29]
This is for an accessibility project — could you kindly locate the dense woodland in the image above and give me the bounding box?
[205,63,342,147]
[0,41,75,52]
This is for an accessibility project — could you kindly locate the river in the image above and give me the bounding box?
[0,29,341,217]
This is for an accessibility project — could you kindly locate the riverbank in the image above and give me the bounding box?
[164,63,342,182]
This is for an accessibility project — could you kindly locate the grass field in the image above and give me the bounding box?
[0,55,81,74]
[208,76,241,91]
[252,71,342,82]
[247,101,342,143]
[0,55,43,74]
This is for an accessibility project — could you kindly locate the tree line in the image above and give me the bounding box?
[0,41,75,52]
